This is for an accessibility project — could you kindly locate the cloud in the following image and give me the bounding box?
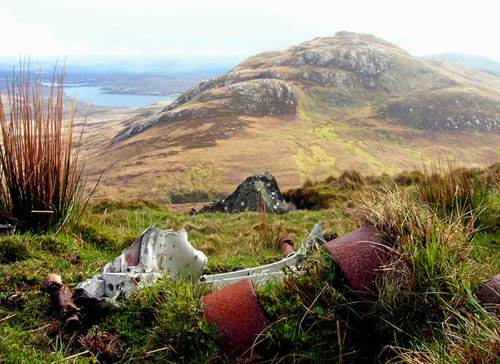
[0,0,499,61]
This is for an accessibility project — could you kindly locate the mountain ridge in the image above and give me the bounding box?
[83,32,500,200]
[422,53,500,77]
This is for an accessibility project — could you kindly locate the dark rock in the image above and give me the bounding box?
[324,225,391,297]
[198,172,289,214]
[201,278,267,358]
[477,274,500,305]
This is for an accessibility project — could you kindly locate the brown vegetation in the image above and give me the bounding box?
[0,65,86,231]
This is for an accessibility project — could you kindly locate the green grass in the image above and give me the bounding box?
[0,164,499,363]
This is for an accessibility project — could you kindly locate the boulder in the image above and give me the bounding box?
[198,172,289,214]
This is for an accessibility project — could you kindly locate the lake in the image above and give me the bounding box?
[63,85,176,108]
[41,83,176,108]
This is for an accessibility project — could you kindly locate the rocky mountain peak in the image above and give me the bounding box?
[114,32,500,142]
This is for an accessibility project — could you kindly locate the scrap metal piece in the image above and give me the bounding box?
[201,222,325,288]
[324,225,390,297]
[477,274,500,305]
[303,221,326,250]
[76,222,324,304]
[76,227,207,302]
[279,236,295,256]
[201,278,267,358]
[42,274,80,330]
[0,224,15,237]
[104,227,207,281]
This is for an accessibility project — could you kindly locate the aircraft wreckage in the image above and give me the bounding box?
[41,221,396,357]
[75,222,325,304]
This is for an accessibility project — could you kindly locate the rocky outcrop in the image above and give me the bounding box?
[163,70,288,111]
[385,92,500,132]
[274,41,395,76]
[198,172,289,214]
[238,31,402,77]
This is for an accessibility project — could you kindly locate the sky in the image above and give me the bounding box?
[2,0,500,62]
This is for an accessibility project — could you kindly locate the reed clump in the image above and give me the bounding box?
[0,65,86,231]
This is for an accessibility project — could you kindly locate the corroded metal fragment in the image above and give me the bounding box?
[42,274,80,330]
[477,274,500,304]
[201,278,267,357]
[279,236,295,256]
[324,225,390,296]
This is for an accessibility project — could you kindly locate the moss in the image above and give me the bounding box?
[0,236,30,263]
[74,223,118,250]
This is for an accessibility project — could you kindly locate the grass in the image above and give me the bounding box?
[0,64,88,232]
[0,163,499,363]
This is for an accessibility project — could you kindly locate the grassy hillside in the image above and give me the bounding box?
[0,164,498,363]
[81,32,500,201]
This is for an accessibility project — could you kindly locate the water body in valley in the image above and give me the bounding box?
[42,83,176,108]
[63,85,176,108]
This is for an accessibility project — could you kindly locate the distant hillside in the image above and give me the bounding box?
[423,53,500,77]
[83,32,500,200]
[0,54,246,76]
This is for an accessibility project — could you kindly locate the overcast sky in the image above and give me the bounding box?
[2,0,500,62]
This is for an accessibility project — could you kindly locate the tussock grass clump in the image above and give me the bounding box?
[257,250,358,363]
[74,222,118,250]
[393,170,424,186]
[0,65,87,232]
[283,174,366,210]
[0,236,30,263]
[338,169,364,190]
[416,162,489,220]
[358,181,500,362]
[89,198,165,213]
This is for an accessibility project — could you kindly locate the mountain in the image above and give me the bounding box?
[83,32,500,200]
[422,53,500,77]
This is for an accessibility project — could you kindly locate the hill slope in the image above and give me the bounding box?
[83,32,500,200]
[423,53,500,77]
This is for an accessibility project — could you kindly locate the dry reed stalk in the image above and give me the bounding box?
[0,63,86,231]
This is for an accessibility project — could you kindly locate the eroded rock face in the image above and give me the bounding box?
[279,43,394,76]
[210,80,296,116]
[164,70,288,112]
[198,172,289,214]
